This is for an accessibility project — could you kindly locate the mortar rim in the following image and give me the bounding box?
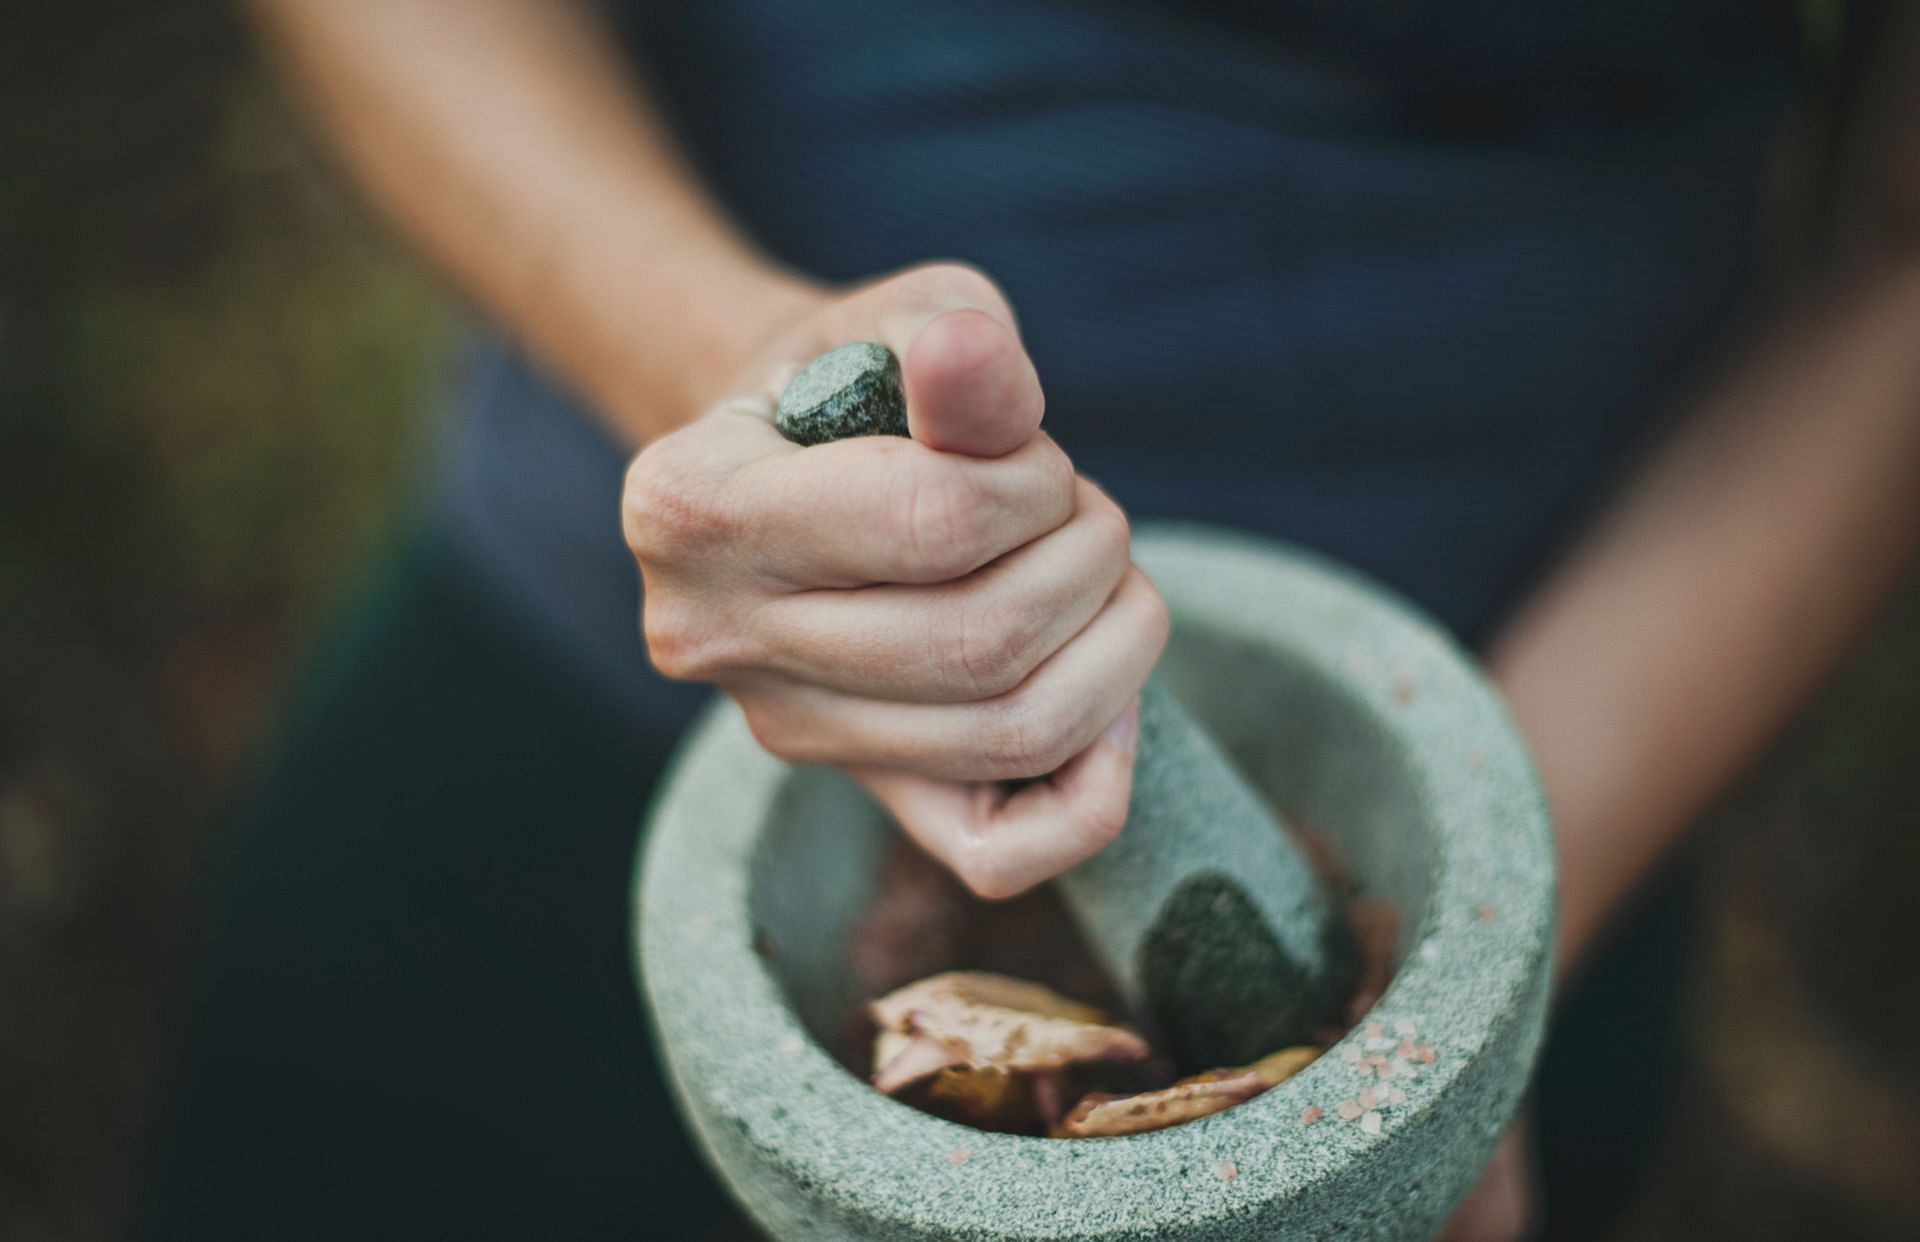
[636,523,1555,1237]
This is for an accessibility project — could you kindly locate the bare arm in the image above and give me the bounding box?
[248,0,1166,897]
[1446,20,1920,1239]
[1487,13,1920,985]
[243,0,824,443]
[1492,262,1920,981]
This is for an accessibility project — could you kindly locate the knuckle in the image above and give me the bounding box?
[1139,574,1173,652]
[1044,449,1075,525]
[1029,436,1076,513]
[982,692,1077,780]
[1071,797,1128,852]
[739,697,801,761]
[641,601,751,683]
[946,594,1038,699]
[622,441,727,563]
[640,602,703,680]
[950,840,1027,901]
[1087,486,1132,563]
[895,465,990,579]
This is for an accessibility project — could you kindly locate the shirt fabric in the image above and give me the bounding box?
[437,0,1801,730]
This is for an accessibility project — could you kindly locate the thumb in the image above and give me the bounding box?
[853,263,1046,458]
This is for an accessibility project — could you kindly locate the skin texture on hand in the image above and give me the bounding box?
[623,263,1168,900]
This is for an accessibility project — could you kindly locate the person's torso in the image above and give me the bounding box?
[445,0,1801,724]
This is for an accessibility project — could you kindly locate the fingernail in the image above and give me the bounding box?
[1105,699,1140,754]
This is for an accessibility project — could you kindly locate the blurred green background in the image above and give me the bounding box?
[1,5,1915,1240]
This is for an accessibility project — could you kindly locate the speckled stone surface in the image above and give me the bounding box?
[1063,680,1355,1066]
[637,525,1556,1239]
[774,342,909,445]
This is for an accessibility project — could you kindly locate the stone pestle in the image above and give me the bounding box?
[775,342,1356,1065]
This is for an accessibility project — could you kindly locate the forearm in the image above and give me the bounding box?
[245,0,823,443]
[1489,259,1920,983]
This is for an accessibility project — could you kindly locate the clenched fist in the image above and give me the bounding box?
[623,263,1167,898]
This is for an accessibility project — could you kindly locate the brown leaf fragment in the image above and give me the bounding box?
[1054,1068,1268,1138]
[871,972,1148,1076]
[1245,1045,1321,1088]
[927,1066,1026,1126]
[872,1031,962,1095]
[872,971,1111,1028]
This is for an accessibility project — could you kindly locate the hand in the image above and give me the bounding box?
[1436,1119,1536,1242]
[623,262,1168,898]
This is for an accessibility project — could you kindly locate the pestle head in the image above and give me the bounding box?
[1141,876,1348,1066]
[1066,680,1357,1065]
[775,345,1357,1061]
[775,342,909,445]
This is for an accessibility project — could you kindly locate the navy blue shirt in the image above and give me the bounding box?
[441,0,1799,728]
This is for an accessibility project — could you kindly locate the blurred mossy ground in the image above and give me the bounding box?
[2,8,449,1240]
[1,5,1917,1242]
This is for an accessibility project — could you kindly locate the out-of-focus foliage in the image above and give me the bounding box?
[1,7,448,1240]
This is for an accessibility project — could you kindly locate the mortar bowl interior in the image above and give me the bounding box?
[638,524,1555,1241]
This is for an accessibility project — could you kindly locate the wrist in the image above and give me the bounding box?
[665,256,831,426]
[586,253,830,444]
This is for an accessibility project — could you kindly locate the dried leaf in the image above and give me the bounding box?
[872,1032,962,1094]
[870,972,1148,1075]
[872,971,1110,1028]
[1245,1045,1320,1087]
[927,1066,1026,1126]
[1054,1068,1268,1138]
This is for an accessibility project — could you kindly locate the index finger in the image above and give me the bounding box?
[726,425,1077,587]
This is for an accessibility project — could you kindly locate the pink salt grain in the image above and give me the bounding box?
[1357,1088,1378,1111]
[1360,1111,1383,1136]
[1301,1106,1323,1126]
[949,1148,971,1167]
[1216,1161,1239,1182]
[1337,1100,1364,1122]
[1477,904,1498,923]
[1388,1088,1408,1106]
